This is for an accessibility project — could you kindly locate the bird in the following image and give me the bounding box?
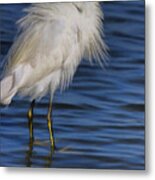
[0,2,107,151]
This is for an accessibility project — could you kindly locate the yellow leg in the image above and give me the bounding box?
[27,100,35,142]
[26,139,34,167]
[47,101,55,152]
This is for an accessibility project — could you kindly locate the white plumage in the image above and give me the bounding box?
[0,2,107,105]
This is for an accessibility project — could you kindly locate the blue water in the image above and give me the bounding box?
[0,1,145,169]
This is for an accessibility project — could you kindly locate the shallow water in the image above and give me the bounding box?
[0,1,145,169]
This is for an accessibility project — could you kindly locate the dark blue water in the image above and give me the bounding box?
[0,1,145,169]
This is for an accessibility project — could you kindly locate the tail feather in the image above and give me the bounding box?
[0,63,35,105]
[0,75,17,105]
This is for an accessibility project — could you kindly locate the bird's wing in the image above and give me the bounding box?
[6,14,66,73]
[0,17,69,104]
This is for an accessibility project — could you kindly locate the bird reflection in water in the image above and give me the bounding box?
[25,138,53,167]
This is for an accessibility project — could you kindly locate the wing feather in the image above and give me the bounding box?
[6,12,65,73]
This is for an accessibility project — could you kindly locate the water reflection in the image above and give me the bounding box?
[25,139,53,167]
[26,140,33,167]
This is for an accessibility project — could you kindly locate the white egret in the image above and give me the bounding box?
[0,2,107,151]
